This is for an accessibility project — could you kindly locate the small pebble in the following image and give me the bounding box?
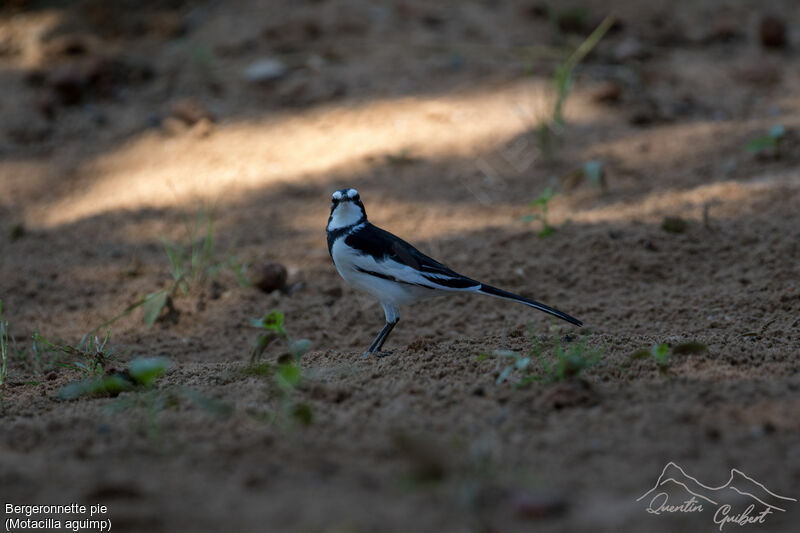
[170,98,214,126]
[244,59,288,84]
[252,262,288,293]
[590,80,622,103]
[760,15,787,48]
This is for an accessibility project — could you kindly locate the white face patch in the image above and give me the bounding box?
[332,190,344,201]
[346,188,359,199]
[327,201,365,230]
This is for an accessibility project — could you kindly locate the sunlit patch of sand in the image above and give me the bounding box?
[28,80,602,227]
[12,69,798,237]
[0,9,64,67]
[569,172,800,225]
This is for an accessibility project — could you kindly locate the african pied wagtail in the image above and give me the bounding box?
[327,188,582,357]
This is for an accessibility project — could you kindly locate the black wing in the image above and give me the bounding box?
[345,223,481,289]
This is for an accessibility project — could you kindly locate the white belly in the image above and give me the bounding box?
[331,238,438,306]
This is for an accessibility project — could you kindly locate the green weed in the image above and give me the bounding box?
[563,159,606,191]
[144,208,249,325]
[649,343,671,370]
[59,356,185,444]
[249,310,313,426]
[58,356,172,399]
[493,349,534,386]
[581,159,605,188]
[163,208,219,295]
[249,310,311,363]
[485,326,602,387]
[537,331,603,383]
[747,124,785,157]
[92,358,232,444]
[631,343,670,371]
[533,16,615,156]
[105,385,232,443]
[631,341,707,372]
[91,207,249,331]
[552,17,615,127]
[522,187,557,237]
[33,329,118,378]
[0,320,42,378]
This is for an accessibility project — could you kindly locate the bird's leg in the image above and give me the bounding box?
[362,303,400,358]
[373,319,398,354]
[363,321,394,358]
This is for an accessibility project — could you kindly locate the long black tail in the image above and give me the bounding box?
[478,284,583,327]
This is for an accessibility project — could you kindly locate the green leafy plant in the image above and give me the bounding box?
[538,331,603,383]
[0,321,42,379]
[162,209,218,296]
[249,310,313,425]
[58,356,172,399]
[631,341,708,372]
[109,388,172,442]
[552,17,614,128]
[249,310,311,363]
[105,385,232,443]
[127,357,173,387]
[493,349,533,386]
[33,329,118,378]
[649,343,670,370]
[631,343,670,371]
[142,290,172,327]
[533,16,615,155]
[485,326,602,387]
[143,208,249,326]
[90,208,249,331]
[275,361,313,425]
[746,124,785,157]
[581,159,605,188]
[562,159,606,191]
[59,355,225,445]
[522,187,557,237]
[91,358,232,443]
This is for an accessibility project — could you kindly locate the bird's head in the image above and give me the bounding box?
[327,188,367,231]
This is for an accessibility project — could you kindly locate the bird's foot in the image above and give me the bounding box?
[361,349,394,359]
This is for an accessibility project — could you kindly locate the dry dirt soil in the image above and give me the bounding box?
[1,1,799,532]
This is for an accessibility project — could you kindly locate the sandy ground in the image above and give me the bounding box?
[1,1,799,531]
